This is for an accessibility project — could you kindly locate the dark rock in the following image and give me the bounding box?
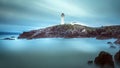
[18,31,36,39]
[87,60,93,65]
[114,50,120,63]
[3,38,15,40]
[96,35,110,40]
[114,39,120,45]
[110,46,116,49]
[107,42,116,49]
[94,51,114,68]
[107,42,113,44]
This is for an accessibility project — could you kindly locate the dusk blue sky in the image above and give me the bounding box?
[0,0,120,32]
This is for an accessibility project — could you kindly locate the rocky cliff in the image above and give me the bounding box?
[18,24,120,41]
[18,24,93,39]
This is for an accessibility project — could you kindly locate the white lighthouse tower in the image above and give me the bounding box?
[61,13,65,25]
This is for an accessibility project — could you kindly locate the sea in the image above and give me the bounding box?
[0,35,120,68]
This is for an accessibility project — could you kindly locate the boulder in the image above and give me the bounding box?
[94,51,114,68]
[114,50,120,63]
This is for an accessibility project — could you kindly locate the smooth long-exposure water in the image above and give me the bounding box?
[0,35,119,68]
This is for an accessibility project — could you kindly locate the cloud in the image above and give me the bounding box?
[0,0,120,27]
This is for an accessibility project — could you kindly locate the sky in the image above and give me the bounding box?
[0,0,120,32]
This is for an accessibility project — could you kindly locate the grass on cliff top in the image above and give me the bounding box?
[53,24,87,29]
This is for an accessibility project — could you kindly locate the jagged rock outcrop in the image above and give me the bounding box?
[94,51,114,68]
[114,50,120,64]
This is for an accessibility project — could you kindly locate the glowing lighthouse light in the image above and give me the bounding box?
[61,13,65,25]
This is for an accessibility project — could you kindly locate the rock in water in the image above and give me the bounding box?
[87,60,93,65]
[114,39,120,45]
[114,50,120,64]
[94,51,114,68]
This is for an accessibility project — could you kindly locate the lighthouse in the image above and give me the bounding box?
[61,13,65,25]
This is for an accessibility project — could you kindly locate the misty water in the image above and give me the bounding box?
[0,35,120,68]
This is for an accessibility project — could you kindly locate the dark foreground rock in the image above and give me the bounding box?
[94,51,114,68]
[114,50,120,64]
